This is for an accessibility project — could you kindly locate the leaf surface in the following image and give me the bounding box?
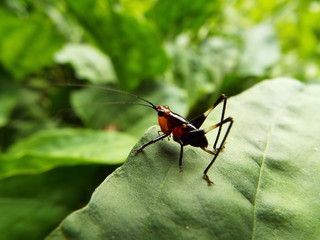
[48,78,320,240]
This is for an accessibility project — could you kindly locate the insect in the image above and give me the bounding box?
[68,84,233,185]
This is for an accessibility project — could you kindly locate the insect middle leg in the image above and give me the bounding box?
[177,129,210,172]
[177,140,184,172]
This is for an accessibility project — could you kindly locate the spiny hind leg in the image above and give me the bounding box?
[201,147,216,155]
[202,117,234,185]
[203,117,233,151]
[190,94,227,129]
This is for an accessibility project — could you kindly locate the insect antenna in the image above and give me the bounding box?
[87,101,155,109]
[66,83,158,110]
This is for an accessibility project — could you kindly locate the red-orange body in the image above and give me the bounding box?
[157,106,188,139]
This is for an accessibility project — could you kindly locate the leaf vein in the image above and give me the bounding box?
[141,159,174,240]
[251,84,304,240]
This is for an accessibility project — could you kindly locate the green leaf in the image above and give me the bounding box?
[0,196,68,240]
[0,165,116,240]
[47,78,320,239]
[166,36,239,108]
[1,128,136,179]
[0,10,64,79]
[55,43,116,84]
[0,79,19,128]
[0,127,127,239]
[147,0,220,37]
[65,0,168,90]
[238,23,280,76]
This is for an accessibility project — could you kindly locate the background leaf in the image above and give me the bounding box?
[0,165,117,240]
[0,10,64,80]
[65,0,169,90]
[0,79,19,128]
[237,23,280,76]
[0,127,133,240]
[55,43,117,84]
[146,0,220,37]
[1,128,136,179]
[47,78,320,239]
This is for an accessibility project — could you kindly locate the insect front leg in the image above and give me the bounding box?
[157,130,171,141]
[134,133,170,153]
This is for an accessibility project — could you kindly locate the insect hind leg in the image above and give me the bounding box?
[201,147,216,155]
[190,94,227,129]
[203,117,233,185]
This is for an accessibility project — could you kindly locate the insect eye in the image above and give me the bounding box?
[158,110,165,117]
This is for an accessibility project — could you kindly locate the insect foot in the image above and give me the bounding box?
[214,146,225,153]
[203,174,214,186]
[133,147,143,154]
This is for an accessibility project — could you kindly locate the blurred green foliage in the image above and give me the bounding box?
[0,0,319,239]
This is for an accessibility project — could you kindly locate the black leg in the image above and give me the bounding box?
[213,95,228,150]
[177,140,184,172]
[190,94,227,129]
[203,117,233,185]
[134,133,169,152]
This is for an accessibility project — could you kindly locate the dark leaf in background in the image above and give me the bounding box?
[147,0,220,37]
[0,79,19,128]
[0,127,132,240]
[0,165,116,240]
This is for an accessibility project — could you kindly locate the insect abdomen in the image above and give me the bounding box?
[172,126,185,138]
